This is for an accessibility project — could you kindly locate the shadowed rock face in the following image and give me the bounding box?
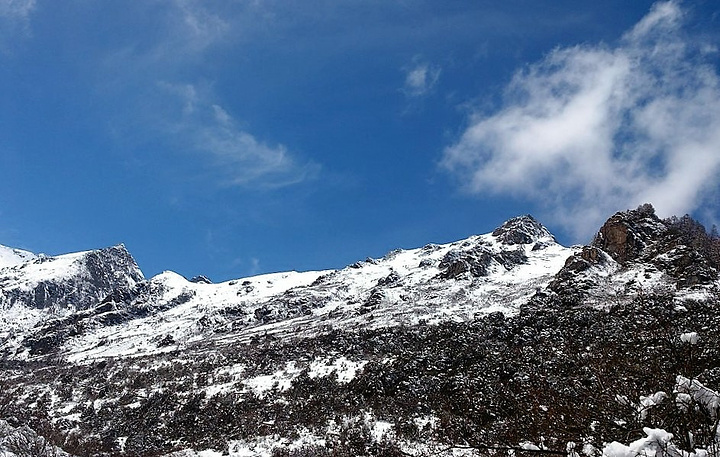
[0,244,144,311]
[591,203,664,264]
[492,215,555,245]
[546,204,719,300]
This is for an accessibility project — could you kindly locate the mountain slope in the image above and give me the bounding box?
[0,244,36,269]
[1,206,719,457]
[0,245,144,354]
[3,215,573,361]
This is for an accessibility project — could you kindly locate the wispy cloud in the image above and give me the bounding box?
[403,61,441,97]
[102,1,317,189]
[442,1,720,239]
[163,0,230,58]
[159,82,320,188]
[0,0,34,19]
[0,0,35,50]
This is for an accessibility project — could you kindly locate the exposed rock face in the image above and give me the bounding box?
[545,204,719,301]
[545,246,612,301]
[190,275,212,284]
[591,203,664,264]
[439,246,494,279]
[21,277,190,356]
[594,204,719,286]
[564,246,607,273]
[0,244,144,311]
[492,215,555,245]
[438,216,554,280]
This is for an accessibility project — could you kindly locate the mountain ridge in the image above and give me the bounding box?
[1,214,573,361]
[3,207,719,363]
[1,204,719,457]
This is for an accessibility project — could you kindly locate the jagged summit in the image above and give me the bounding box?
[590,203,719,286]
[492,214,555,245]
[591,203,666,264]
[544,203,720,304]
[0,244,144,312]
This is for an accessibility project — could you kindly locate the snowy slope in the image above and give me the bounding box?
[0,244,36,269]
[0,245,145,349]
[5,216,577,362]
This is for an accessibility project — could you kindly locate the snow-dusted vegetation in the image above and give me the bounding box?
[2,292,719,456]
[1,205,719,456]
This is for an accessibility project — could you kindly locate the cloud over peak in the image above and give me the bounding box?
[442,1,720,240]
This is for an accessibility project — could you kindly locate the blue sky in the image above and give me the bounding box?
[1,0,719,281]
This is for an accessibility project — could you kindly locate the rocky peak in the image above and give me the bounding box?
[0,243,145,311]
[437,216,552,280]
[591,203,665,264]
[545,204,720,301]
[492,215,554,245]
[190,275,213,284]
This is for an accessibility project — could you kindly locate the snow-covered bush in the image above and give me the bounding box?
[610,334,720,457]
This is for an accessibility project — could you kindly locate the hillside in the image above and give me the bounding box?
[1,205,719,457]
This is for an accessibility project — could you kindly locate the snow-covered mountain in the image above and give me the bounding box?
[2,215,574,361]
[1,205,719,457]
[0,245,144,353]
[0,244,36,269]
[0,244,143,311]
[3,208,718,363]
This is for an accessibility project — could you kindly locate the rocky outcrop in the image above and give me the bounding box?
[546,246,613,301]
[0,244,144,311]
[545,204,719,301]
[591,203,664,264]
[20,276,194,356]
[439,247,494,279]
[492,215,555,245]
[438,216,553,280]
[595,204,718,286]
[439,244,529,279]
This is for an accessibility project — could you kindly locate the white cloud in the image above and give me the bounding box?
[0,0,35,49]
[100,1,318,189]
[160,82,320,188]
[441,1,720,240]
[403,62,440,97]
[0,0,34,19]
